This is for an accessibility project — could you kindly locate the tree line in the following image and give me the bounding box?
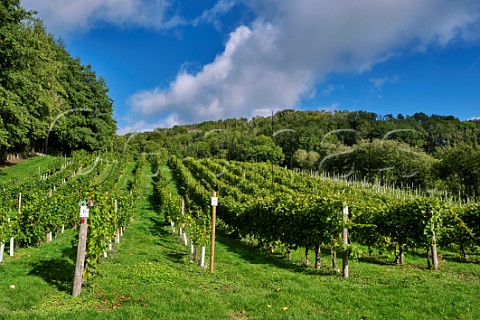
[131,109,480,199]
[0,0,116,160]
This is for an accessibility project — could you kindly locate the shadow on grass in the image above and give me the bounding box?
[358,252,436,271]
[164,251,187,264]
[143,197,191,264]
[62,245,78,261]
[216,230,335,276]
[149,213,169,234]
[442,252,480,264]
[358,256,397,266]
[147,211,178,247]
[29,258,75,293]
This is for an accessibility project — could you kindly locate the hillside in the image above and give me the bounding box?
[127,109,480,199]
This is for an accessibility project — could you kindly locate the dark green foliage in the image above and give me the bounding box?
[135,110,480,199]
[435,143,480,199]
[0,1,116,159]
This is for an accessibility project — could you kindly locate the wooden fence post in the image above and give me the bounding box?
[72,205,89,297]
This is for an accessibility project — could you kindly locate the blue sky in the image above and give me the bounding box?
[21,0,480,134]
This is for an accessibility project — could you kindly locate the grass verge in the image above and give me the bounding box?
[0,156,60,185]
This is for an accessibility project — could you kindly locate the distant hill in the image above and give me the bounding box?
[123,109,480,199]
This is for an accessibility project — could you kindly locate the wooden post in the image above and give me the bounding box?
[315,244,321,269]
[18,192,21,214]
[332,248,337,272]
[210,191,217,274]
[0,241,4,262]
[181,198,185,215]
[73,205,89,297]
[72,217,88,296]
[342,206,349,278]
[305,246,309,266]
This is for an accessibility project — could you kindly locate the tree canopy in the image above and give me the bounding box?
[134,109,480,199]
[0,0,116,159]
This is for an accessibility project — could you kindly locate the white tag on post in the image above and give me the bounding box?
[211,197,218,206]
[80,205,90,218]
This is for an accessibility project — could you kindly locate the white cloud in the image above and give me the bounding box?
[320,84,345,96]
[129,24,313,125]
[370,75,400,90]
[21,0,184,37]
[319,103,340,116]
[29,0,479,129]
[118,113,179,135]
[127,0,480,129]
[193,0,238,27]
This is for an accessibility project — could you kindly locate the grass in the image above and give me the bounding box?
[115,162,137,192]
[159,164,179,196]
[0,156,60,185]
[0,161,479,319]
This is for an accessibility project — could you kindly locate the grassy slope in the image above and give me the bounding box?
[0,161,479,319]
[0,157,60,186]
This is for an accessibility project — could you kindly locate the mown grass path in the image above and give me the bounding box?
[2,165,480,319]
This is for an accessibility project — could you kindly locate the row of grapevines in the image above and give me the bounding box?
[222,159,480,261]
[176,157,479,268]
[0,152,100,246]
[81,155,145,279]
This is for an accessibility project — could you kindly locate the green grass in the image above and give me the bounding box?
[115,162,137,192]
[0,156,60,185]
[0,164,480,319]
[160,164,179,196]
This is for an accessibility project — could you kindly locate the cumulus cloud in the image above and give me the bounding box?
[124,0,480,130]
[128,24,312,123]
[21,0,184,36]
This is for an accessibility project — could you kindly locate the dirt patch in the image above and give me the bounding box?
[0,158,24,168]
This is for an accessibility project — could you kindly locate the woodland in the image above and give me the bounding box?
[135,110,480,199]
[0,0,116,159]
